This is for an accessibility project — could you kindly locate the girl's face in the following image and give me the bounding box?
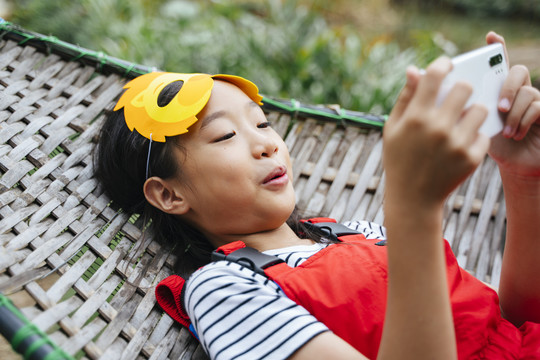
[171,80,296,246]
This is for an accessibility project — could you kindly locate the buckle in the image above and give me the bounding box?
[302,221,362,242]
[212,247,284,276]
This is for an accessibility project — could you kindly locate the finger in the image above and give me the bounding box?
[512,100,540,141]
[459,103,491,163]
[456,103,489,145]
[502,85,538,138]
[499,65,532,113]
[439,81,473,125]
[468,132,491,167]
[412,56,453,108]
[388,66,421,124]
[486,31,509,67]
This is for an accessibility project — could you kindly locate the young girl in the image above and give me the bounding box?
[94,32,540,359]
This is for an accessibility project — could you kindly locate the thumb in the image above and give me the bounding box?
[486,31,509,68]
[388,66,421,125]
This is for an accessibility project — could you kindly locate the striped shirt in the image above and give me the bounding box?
[184,220,386,360]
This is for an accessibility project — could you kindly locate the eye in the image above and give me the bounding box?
[213,131,236,143]
[257,121,272,129]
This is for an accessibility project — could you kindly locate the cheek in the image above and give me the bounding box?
[185,145,242,178]
[186,158,253,200]
[205,156,247,185]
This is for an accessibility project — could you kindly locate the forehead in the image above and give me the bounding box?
[209,80,252,105]
[197,80,255,121]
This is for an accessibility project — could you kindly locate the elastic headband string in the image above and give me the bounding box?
[146,133,153,180]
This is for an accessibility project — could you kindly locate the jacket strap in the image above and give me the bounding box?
[302,218,365,242]
[212,247,284,276]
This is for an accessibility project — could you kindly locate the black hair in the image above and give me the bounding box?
[157,81,183,107]
[94,81,326,276]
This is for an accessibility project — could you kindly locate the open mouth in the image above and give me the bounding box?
[263,167,287,184]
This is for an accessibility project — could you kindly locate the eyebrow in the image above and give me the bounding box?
[200,101,260,129]
[200,110,226,129]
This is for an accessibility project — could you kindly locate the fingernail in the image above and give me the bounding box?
[503,125,513,137]
[499,98,511,112]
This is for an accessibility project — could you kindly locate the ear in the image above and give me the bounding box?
[143,177,190,215]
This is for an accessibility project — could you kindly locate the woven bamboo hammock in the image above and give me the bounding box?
[0,22,506,359]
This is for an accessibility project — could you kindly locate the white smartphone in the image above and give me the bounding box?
[433,43,508,137]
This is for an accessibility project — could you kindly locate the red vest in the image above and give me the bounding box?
[156,218,540,359]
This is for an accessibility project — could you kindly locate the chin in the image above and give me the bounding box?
[275,202,297,226]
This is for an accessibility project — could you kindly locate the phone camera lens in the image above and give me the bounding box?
[489,54,503,67]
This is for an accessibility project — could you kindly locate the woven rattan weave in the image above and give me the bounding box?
[0,23,506,359]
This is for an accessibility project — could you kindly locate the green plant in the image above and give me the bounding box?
[9,0,449,113]
[391,0,540,19]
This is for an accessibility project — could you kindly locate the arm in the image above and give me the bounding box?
[380,57,490,359]
[498,172,540,325]
[485,32,540,326]
[289,332,367,359]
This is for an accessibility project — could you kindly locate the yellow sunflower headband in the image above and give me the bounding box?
[114,72,263,142]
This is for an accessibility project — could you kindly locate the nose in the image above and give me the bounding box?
[252,133,279,159]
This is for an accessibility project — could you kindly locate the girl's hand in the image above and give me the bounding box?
[486,32,540,177]
[383,57,490,208]
[382,60,465,360]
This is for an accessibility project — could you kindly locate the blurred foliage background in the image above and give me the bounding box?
[2,0,540,114]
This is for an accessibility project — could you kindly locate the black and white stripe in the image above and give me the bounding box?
[185,261,328,359]
[264,242,330,267]
[343,220,386,240]
[184,221,387,359]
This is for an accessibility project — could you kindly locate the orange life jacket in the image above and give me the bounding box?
[156,218,540,359]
